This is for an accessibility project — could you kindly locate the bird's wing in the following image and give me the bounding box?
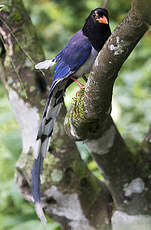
[52,30,92,83]
[32,30,92,223]
[35,30,92,80]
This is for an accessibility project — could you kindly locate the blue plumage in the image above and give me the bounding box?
[33,8,111,224]
[50,30,92,85]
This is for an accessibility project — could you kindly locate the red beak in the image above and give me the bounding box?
[96,15,108,24]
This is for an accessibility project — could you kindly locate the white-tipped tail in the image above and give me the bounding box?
[35,202,47,224]
[35,59,56,70]
[32,84,64,224]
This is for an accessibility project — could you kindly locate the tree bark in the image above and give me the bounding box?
[103,0,110,9]
[0,1,112,230]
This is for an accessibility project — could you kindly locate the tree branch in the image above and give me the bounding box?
[84,3,149,121]
[65,0,150,142]
[66,0,151,216]
[103,0,110,9]
[0,1,113,229]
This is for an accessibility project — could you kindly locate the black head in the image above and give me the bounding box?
[82,8,111,52]
[90,8,109,24]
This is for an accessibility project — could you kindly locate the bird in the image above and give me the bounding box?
[32,7,111,224]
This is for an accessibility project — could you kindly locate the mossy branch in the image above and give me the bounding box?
[66,0,151,216]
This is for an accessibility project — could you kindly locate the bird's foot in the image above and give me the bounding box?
[72,77,85,89]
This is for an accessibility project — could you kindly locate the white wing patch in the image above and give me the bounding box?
[35,59,56,70]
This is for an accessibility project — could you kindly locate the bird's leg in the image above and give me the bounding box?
[82,76,87,82]
[72,77,85,88]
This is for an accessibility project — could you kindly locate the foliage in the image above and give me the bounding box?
[0,0,151,229]
[114,33,151,149]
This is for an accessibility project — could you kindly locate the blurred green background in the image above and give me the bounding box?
[0,0,151,229]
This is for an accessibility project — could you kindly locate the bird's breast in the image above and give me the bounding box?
[74,47,98,77]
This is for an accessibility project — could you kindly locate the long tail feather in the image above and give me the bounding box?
[32,85,64,223]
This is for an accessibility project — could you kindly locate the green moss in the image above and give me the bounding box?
[72,160,86,178]
[64,112,71,131]
[88,175,101,195]
[20,89,27,98]
[9,8,22,23]
[51,169,63,183]
[7,76,13,85]
[72,89,85,120]
[14,44,20,53]
[29,86,36,93]
[55,138,63,151]
[43,153,59,169]
[17,151,33,182]
[4,56,12,67]
[21,23,43,59]
[40,99,46,106]
[41,153,60,186]
[72,89,92,123]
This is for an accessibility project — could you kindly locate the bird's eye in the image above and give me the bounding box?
[98,13,103,17]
